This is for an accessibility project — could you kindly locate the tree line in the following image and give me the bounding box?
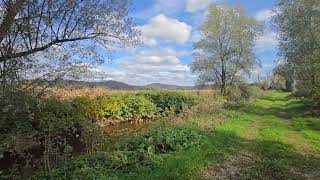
[191,1,320,104]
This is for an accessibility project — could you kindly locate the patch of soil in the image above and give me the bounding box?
[200,151,257,180]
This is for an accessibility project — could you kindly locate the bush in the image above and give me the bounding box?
[138,91,195,115]
[74,93,158,122]
[0,91,196,178]
[31,150,156,179]
[73,91,195,123]
[116,126,203,154]
[225,84,264,103]
[123,94,158,119]
[32,126,203,179]
[0,91,93,178]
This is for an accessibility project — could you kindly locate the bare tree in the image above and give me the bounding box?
[0,0,139,92]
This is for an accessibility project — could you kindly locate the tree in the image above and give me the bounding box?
[272,62,294,92]
[275,0,320,100]
[0,0,139,92]
[191,5,262,94]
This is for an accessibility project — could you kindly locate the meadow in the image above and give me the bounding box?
[2,87,319,179]
[1,0,319,179]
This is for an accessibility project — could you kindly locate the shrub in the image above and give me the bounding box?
[31,150,156,179]
[73,91,195,123]
[74,94,158,122]
[32,126,203,179]
[225,84,264,103]
[139,91,195,115]
[116,126,203,154]
[123,94,158,119]
[0,91,93,178]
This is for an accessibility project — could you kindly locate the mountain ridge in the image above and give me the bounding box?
[55,80,194,90]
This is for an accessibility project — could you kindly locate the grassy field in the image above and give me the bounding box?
[34,91,320,179]
[156,92,320,179]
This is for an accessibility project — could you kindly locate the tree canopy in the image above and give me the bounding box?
[191,5,262,94]
[275,0,320,100]
[0,0,139,92]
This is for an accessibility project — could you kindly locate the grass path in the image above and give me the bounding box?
[134,92,320,180]
[199,92,320,179]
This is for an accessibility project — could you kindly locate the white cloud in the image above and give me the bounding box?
[262,63,274,68]
[191,31,201,42]
[186,0,222,13]
[186,0,212,13]
[94,48,196,86]
[118,49,190,74]
[137,14,192,46]
[255,9,276,22]
[256,31,278,50]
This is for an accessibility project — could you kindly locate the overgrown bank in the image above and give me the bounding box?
[0,90,212,178]
[2,90,320,179]
[31,92,320,179]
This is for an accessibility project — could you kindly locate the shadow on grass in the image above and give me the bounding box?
[228,94,319,120]
[199,129,320,180]
[27,121,320,180]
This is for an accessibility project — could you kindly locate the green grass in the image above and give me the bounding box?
[136,92,320,179]
[33,92,320,179]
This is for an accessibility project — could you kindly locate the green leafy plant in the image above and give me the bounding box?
[73,91,195,123]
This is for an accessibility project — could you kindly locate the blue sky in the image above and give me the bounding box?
[98,0,279,86]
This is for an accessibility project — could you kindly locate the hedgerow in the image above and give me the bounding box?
[0,91,98,178]
[73,91,195,123]
[0,90,196,179]
[138,91,195,115]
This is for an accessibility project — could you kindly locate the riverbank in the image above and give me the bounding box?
[32,92,320,179]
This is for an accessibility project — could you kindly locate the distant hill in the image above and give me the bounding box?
[144,83,193,90]
[54,80,194,90]
[55,80,141,90]
[94,80,141,90]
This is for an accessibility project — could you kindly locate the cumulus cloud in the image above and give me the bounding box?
[137,14,192,46]
[118,48,190,74]
[191,30,201,42]
[186,0,222,13]
[256,31,278,50]
[255,9,276,22]
[95,48,196,86]
[186,0,212,13]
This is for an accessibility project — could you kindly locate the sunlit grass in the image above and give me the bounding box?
[33,91,320,179]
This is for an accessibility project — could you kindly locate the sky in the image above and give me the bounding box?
[98,0,279,86]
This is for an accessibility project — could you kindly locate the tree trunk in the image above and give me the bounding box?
[0,0,25,43]
[220,59,226,95]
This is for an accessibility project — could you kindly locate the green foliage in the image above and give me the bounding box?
[139,91,195,115]
[74,94,158,121]
[0,90,196,178]
[31,151,156,179]
[272,63,294,92]
[74,91,195,122]
[225,84,263,103]
[275,0,320,100]
[0,91,100,178]
[122,94,158,119]
[32,126,203,179]
[116,126,203,154]
[191,4,262,94]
